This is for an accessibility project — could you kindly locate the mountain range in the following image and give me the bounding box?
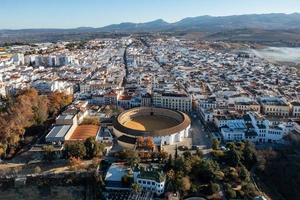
[98,13,300,32]
[1,13,300,44]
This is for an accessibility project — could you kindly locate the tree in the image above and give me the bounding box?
[242,141,257,169]
[64,142,86,159]
[183,151,192,159]
[190,184,198,193]
[81,117,100,125]
[159,151,169,162]
[194,159,220,183]
[122,174,133,187]
[13,94,34,129]
[128,153,140,168]
[33,95,49,125]
[0,143,7,158]
[104,106,113,118]
[164,154,174,171]
[118,150,140,167]
[167,169,175,180]
[181,176,191,193]
[42,145,56,162]
[136,137,144,148]
[48,91,72,116]
[212,139,220,150]
[226,142,236,150]
[239,165,250,182]
[18,88,48,125]
[214,170,225,181]
[182,159,193,174]
[226,188,237,199]
[166,169,176,192]
[226,167,239,182]
[145,137,155,150]
[242,182,260,198]
[195,149,203,158]
[226,148,242,167]
[84,137,104,159]
[69,157,84,170]
[175,145,178,159]
[210,182,220,194]
[131,183,141,193]
[33,166,42,174]
[48,92,62,115]
[173,157,185,172]
[0,88,74,159]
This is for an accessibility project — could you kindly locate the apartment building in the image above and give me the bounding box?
[153,92,192,112]
[218,112,287,143]
[260,97,289,117]
[234,101,260,113]
[290,101,300,117]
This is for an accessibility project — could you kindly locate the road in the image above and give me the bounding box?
[190,116,212,154]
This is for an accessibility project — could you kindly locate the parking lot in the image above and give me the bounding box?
[191,117,211,148]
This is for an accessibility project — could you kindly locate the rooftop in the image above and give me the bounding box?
[291,101,300,106]
[68,125,99,141]
[46,125,71,139]
[105,163,130,182]
[137,169,165,183]
[56,114,75,121]
[97,127,113,138]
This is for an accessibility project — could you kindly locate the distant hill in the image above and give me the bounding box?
[97,13,300,32]
[99,19,169,32]
[1,13,300,45]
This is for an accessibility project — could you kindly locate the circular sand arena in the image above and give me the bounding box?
[113,107,191,148]
[122,115,179,131]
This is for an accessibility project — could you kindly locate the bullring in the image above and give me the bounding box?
[113,107,191,149]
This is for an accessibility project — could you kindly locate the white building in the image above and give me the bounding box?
[218,112,288,143]
[96,127,113,143]
[45,114,78,143]
[234,101,260,113]
[153,92,192,112]
[32,80,73,94]
[13,53,25,65]
[290,101,300,117]
[134,168,166,195]
[259,97,289,117]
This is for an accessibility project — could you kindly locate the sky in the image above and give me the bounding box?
[1,0,300,29]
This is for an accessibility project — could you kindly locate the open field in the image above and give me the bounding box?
[123,115,178,131]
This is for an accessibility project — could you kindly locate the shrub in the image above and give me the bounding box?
[212,139,220,150]
[84,137,105,159]
[226,188,237,199]
[42,145,56,162]
[33,166,42,174]
[194,149,203,158]
[64,142,86,159]
[122,174,133,187]
[81,117,100,125]
[210,182,220,194]
[69,157,84,170]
